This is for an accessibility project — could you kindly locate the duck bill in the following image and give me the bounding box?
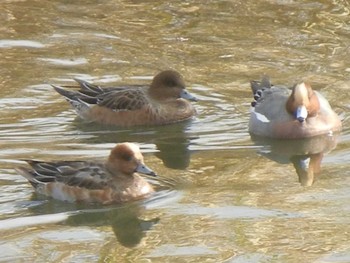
[136,163,157,177]
[180,89,198,102]
[295,105,308,122]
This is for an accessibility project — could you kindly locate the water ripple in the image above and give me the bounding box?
[0,40,45,48]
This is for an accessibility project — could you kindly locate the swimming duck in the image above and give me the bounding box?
[53,70,197,126]
[16,143,157,204]
[249,76,342,139]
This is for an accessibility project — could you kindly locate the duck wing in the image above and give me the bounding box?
[20,160,111,190]
[96,88,148,111]
[54,79,148,111]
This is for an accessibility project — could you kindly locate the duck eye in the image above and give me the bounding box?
[121,154,132,162]
[165,79,177,87]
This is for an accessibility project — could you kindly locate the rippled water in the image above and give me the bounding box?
[1,0,350,262]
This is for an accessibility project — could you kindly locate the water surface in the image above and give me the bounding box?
[1,0,350,262]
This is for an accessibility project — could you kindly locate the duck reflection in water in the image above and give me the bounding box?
[72,120,194,170]
[27,199,159,248]
[66,204,160,248]
[290,153,323,186]
[153,124,192,170]
[251,134,339,186]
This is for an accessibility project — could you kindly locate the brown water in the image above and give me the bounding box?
[1,0,350,262]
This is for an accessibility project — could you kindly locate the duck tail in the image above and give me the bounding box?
[250,75,272,107]
[52,85,93,118]
[74,78,104,93]
[15,167,41,188]
[250,75,271,94]
[52,85,79,102]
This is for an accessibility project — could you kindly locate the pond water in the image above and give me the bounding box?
[1,0,350,262]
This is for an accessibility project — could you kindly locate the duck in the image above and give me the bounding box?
[249,76,342,139]
[15,143,157,204]
[52,70,197,126]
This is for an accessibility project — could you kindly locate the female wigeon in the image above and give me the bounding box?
[53,70,197,126]
[249,76,342,139]
[16,143,157,204]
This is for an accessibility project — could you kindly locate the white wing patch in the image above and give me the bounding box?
[251,108,270,123]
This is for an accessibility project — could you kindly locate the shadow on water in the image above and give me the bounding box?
[71,119,196,170]
[250,133,339,186]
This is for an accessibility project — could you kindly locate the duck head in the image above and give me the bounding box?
[286,82,320,123]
